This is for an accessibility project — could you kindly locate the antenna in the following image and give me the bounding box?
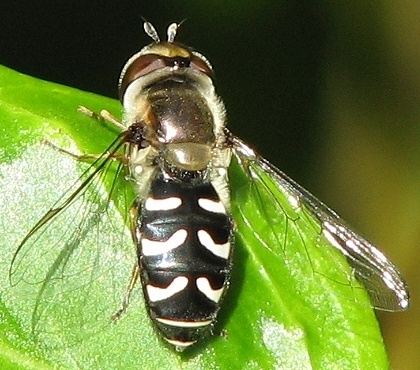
[143,21,160,42]
[143,20,186,43]
[166,23,178,43]
[167,19,187,43]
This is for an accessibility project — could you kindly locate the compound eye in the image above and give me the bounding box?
[190,55,213,77]
[131,54,168,77]
[119,54,166,100]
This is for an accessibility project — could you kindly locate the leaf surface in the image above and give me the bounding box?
[0,65,389,369]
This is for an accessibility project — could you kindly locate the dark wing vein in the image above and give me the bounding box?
[9,132,127,285]
[9,131,137,337]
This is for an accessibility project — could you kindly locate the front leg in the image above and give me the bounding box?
[78,106,125,130]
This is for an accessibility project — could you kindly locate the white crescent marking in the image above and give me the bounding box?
[146,276,189,302]
[156,317,213,328]
[145,197,182,211]
[142,229,187,256]
[198,198,226,213]
[197,229,230,259]
[164,338,196,351]
[196,277,224,303]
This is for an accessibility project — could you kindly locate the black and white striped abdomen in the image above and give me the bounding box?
[137,174,233,350]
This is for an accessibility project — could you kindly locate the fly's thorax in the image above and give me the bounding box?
[147,80,215,171]
[119,41,227,172]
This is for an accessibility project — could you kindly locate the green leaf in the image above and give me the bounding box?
[0,65,390,369]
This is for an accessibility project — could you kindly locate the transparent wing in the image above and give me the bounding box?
[9,135,137,340]
[229,133,409,312]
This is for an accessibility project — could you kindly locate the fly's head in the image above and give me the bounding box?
[119,22,227,174]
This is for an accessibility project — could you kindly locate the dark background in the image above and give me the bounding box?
[1,1,418,368]
[0,1,328,181]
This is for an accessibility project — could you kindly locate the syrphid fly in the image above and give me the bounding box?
[9,21,409,355]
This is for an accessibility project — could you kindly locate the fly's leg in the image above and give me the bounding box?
[78,106,125,130]
[42,139,127,163]
[112,202,140,321]
[42,106,128,162]
[76,107,139,322]
[111,264,140,321]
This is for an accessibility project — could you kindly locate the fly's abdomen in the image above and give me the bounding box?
[137,175,233,350]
